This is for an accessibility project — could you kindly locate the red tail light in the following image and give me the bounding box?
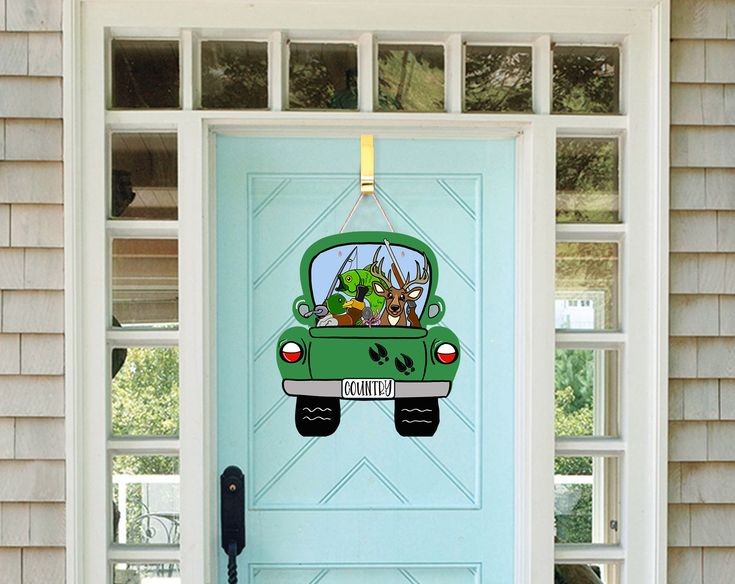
[435,343,458,364]
[280,341,303,363]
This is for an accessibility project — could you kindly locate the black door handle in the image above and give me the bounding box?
[220,466,246,584]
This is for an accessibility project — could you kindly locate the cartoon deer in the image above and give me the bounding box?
[370,250,429,327]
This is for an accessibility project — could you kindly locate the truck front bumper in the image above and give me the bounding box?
[283,380,451,399]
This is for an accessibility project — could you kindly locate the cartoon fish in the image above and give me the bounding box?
[337,268,386,316]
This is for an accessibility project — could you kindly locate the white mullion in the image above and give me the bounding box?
[446,34,463,113]
[109,545,181,563]
[107,220,179,239]
[358,32,375,112]
[107,329,179,346]
[269,31,285,111]
[555,224,625,241]
[181,29,194,110]
[555,437,625,456]
[108,437,180,454]
[178,117,212,584]
[552,116,627,131]
[554,544,625,563]
[555,332,625,349]
[532,35,551,115]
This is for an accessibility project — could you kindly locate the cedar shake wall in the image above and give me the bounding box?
[669,0,735,582]
[0,0,65,582]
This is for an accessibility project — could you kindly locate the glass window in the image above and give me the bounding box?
[377,44,444,112]
[555,242,619,331]
[464,45,532,112]
[111,239,179,328]
[288,43,358,110]
[553,45,620,114]
[200,41,268,109]
[555,349,619,437]
[555,456,620,545]
[111,40,180,109]
[112,563,180,583]
[111,347,180,437]
[556,137,619,224]
[112,455,180,545]
[111,133,178,220]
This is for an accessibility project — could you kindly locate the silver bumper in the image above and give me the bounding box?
[283,380,451,399]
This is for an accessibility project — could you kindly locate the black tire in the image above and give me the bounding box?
[295,396,341,436]
[394,397,440,437]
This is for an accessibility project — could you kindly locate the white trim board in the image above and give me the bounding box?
[66,2,670,583]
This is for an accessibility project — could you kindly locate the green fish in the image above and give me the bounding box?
[337,267,386,316]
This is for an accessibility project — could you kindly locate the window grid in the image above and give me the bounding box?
[103,28,628,582]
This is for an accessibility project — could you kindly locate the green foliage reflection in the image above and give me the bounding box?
[378,45,444,112]
[465,46,532,112]
[553,46,619,114]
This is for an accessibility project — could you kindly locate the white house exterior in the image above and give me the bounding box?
[0,0,733,582]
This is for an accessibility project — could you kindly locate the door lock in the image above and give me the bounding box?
[220,466,246,584]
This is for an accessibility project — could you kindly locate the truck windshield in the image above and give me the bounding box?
[309,241,432,321]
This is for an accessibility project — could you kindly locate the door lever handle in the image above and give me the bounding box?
[220,466,246,584]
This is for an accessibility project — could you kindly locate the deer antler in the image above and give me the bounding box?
[405,253,430,288]
[369,248,391,287]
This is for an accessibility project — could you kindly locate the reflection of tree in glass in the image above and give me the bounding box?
[555,456,593,544]
[289,44,357,110]
[465,46,532,112]
[555,349,594,437]
[201,42,268,109]
[553,46,619,114]
[112,347,180,440]
[556,138,619,223]
[378,46,444,112]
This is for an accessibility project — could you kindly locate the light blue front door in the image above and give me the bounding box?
[216,135,516,583]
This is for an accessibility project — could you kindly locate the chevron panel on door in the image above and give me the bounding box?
[248,173,482,510]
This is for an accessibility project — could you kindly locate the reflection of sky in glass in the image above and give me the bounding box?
[310,243,431,316]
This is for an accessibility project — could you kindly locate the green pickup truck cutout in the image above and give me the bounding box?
[276,231,460,437]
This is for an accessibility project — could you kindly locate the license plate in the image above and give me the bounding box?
[341,378,395,399]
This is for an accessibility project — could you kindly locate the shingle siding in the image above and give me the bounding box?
[669,1,735,580]
[0,5,65,580]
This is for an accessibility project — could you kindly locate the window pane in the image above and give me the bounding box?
[200,41,268,109]
[556,137,619,224]
[112,239,179,328]
[112,40,180,109]
[555,242,619,331]
[555,563,620,584]
[112,455,180,545]
[555,456,620,544]
[377,44,444,112]
[288,43,358,110]
[111,347,180,437]
[552,46,619,114]
[555,349,618,437]
[111,133,178,220]
[113,563,180,583]
[464,45,532,112]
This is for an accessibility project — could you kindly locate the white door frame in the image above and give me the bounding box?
[63,2,670,583]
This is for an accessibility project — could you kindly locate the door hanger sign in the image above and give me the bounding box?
[275,231,461,437]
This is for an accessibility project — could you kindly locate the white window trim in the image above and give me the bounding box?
[63,1,670,583]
